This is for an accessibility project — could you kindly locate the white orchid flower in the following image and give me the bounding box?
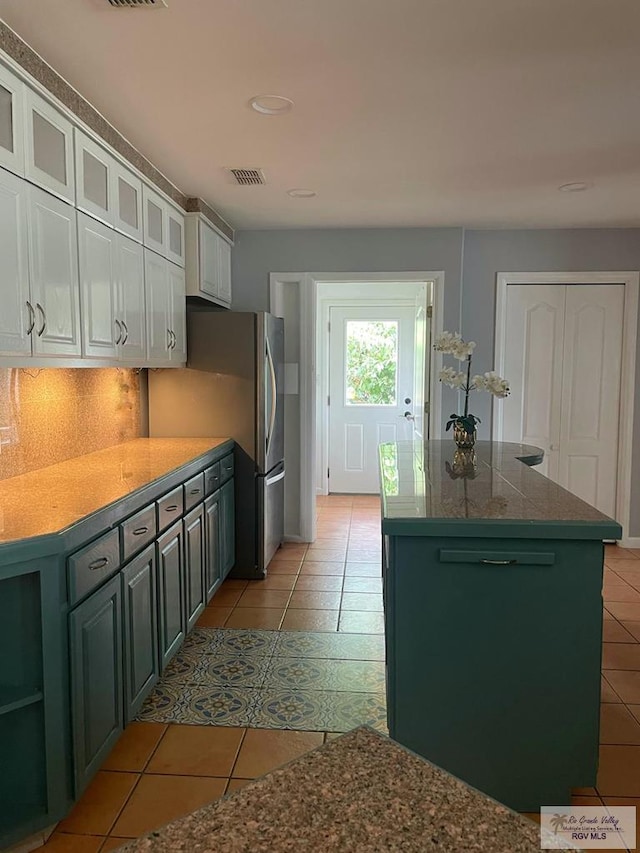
[438,367,467,389]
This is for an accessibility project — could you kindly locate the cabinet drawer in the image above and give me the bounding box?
[157,486,184,532]
[184,472,205,511]
[220,453,234,485]
[121,504,157,561]
[204,462,221,496]
[439,549,556,566]
[68,528,121,605]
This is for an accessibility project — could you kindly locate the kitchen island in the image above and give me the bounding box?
[380,440,621,812]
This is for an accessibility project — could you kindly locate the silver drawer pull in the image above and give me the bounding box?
[88,557,109,571]
[165,504,179,512]
[189,488,201,495]
[133,526,148,535]
[479,559,518,566]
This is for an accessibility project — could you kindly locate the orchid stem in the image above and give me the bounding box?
[463,354,472,418]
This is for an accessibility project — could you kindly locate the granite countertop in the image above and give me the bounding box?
[380,440,621,538]
[0,437,231,544]
[118,727,579,852]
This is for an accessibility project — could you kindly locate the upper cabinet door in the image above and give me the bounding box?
[28,184,81,356]
[144,248,171,364]
[0,63,25,176]
[0,167,30,355]
[168,261,186,364]
[116,233,146,361]
[78,211,118,359]
[166,205,185,268]
[199,218,220,298]
[25,89,74,204]
[217,238,232,306]
[142,184,167,256]
[112,161,143,243]
[75,129,114,226]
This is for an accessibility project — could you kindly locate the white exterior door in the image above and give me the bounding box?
[328,305,416,493]
[498,283,624,517]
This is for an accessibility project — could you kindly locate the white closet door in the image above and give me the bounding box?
[557,285,624,517]
[502,285,565,480]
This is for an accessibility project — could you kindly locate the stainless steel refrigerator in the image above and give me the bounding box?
[147,309,284,579]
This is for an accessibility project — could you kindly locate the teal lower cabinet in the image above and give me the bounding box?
[184,504,206,633]
[69,574,123,795]
[220,479,235,579]
[156,520,186,670]
[122,545,159,723]
[384,534,604,812]
[0,551,70,848]
[204,493,221,602]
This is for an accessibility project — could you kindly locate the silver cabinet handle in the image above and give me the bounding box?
[265,468,285,486]
[88,557,109,571]
[35,302,46,337]
[114,318,123,345]
[170,330,176,350]
[121,320,129,345]
[25,300,35,335]
[167,328,172,350]
[479,559,518,566]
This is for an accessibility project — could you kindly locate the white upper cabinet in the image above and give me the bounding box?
[0,64,25,176]
[0,167,30,355]
[116,233,146,360]
[25,88,75,204]
[75,129,114,226]
[185,213,232,307]
[144,247,171,363]
[166,205,185,267]
[112,160,143,243]
[168,261,186,363]
[143,184,167,256]
[78,211,118,359]
[28,184,81,356]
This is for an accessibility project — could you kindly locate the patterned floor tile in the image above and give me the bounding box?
[265,657,385,693]
[139,684,259,727]
[251,689,336,730]
[274,631,385,661]
[181,627,279,657]
[327,692,387,733]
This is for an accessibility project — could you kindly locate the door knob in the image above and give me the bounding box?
[404,397,412,404]
[401,411,415,420]
[550,443,559,451]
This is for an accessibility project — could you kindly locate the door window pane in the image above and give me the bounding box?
[33,112,67,184]
[345,320,397,405]
[83,149,108,210]
[0,85,14,153]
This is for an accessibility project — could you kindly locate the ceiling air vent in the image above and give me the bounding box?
[106,0,168,7]
[228,168,266,186]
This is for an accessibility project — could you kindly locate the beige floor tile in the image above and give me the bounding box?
[281,609,340,632]
[602,620,637,643]
[294,574,344,591]
[615,573,640,591]
[220,579,249,590]
[267,560,302,575]
[251,575,297,591]
[628,705,640,724]
[302,548,346,563]
[288,590,342,610]
[312,531,349,543]
[146,725,245,777]
[602,643,640,670]
[225,778,253,794]
[307,539,347,553]
[605,545,639,560]
[603,670,640,704]
[209,587,244,608]
[236,588,292,609]
[570,795,603,805]
[111,775,226,838]
[319,496,353,506]
[224,607,284,630]
[603,608,615,620]
[597,745,640,796]
[40,834,103,853]
[344,562,382,577]
[100,839,129,852]
[603,584,640,603]
[197,607,232,627]
[299,561,345,576]
[342,576,383,593]
[57,771,139,836]
[606,560,640,574]
[346,551,381,562]
[101,723,167,773]
[232,729,324,778]
[606,602,640,622]
[340,592,383,612]
[338,610,385,634]
[602,676,622,703]
[598,797,640,851]
[279,543,309,554]
[600,703,640,745]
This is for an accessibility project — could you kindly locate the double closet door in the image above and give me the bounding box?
[500,284,624,518]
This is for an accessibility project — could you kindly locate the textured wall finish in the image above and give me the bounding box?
[0,368,141,481]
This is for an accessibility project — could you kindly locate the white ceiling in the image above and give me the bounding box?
[1,0,640,230]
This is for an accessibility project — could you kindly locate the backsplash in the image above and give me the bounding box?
[0,368,141,481]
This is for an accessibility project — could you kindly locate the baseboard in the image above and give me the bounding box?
[619,536,640,549]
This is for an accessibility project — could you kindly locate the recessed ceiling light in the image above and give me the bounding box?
[287,188,317,198]
[558,182,592,192]
[249,95,294,115]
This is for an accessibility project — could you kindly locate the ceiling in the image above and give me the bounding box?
[1,0,640,230]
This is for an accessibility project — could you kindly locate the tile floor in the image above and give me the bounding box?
[39,499,640,851]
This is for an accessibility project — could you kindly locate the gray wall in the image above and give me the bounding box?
[232,225,640,536]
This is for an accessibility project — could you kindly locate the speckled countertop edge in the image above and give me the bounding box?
[117,727,582,853]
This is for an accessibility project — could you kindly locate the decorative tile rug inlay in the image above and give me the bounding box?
[138,628,387,733]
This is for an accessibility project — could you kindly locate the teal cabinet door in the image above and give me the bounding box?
[184,504,205,633]
[156,520,185,670]
[69,574,123,795]
[220,480,235,579]
[122,545,159,723]
[204,493,221,602]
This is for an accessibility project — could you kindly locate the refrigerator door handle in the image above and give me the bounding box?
[265,468,286,486]
[265,336,277,458]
